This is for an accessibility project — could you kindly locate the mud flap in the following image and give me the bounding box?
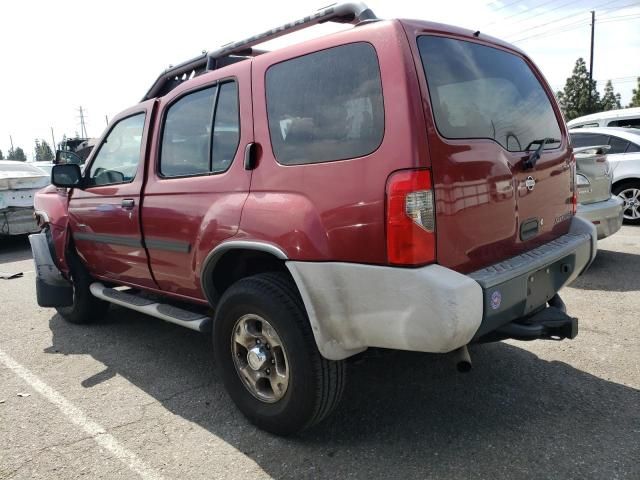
[29,232,73,307]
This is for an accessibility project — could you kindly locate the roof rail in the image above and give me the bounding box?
[141,2,377,101]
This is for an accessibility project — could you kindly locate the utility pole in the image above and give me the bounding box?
[105,114,109,126]
[9,135,14,151]
[78,106,88,138]
[589,10,595,111]
[51,127,56,150]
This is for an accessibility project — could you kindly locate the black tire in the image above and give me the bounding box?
[55,252,109,324]
[213,272,346,436]
[613,180,640,225]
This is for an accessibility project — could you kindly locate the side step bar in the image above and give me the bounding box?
[89,282,212,332]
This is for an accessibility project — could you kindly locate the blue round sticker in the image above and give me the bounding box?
[490,290,502,310]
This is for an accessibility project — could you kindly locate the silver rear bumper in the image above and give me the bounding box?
[577,195,624,240]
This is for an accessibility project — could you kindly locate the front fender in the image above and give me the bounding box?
[34,185,71,274]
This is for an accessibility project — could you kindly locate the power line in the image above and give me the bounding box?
[510,12,639,43]
[481,0,562,27]
[504,0,629,40]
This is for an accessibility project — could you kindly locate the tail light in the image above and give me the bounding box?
[386,169,436,266]
[569,156,577,215]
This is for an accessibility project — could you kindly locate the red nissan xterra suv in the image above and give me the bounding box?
[31,3,597,435]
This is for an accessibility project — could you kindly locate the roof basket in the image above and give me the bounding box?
[141,2,377,101]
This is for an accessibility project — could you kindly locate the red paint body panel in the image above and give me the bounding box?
[400,20,573,273]
[142,61,253,299]
[34,184,71,274]
[242,21,429,264]
[68,101,157,288]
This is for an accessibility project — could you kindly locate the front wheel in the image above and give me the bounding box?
[55,252,109,324]
[613,180,640,225]
[213,272,346,436]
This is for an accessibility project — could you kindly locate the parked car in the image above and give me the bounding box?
[0,161,49,236]
[567,107,640,129]
[573,146,623,238]
[33,161,54,177]
[30,3,597,435]
[570,127,640,223]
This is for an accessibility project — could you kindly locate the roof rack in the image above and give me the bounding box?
[141,2,377,101]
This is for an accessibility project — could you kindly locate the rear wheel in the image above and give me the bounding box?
[213,272,345,436]
[55,252,109,324]
[614,180,640,225]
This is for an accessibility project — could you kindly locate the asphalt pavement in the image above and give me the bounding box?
[0,228,638,479]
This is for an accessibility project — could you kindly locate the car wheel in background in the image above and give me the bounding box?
[613,181,640,225]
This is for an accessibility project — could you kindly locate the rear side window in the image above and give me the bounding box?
[607,135,630,154]
[266,42,384,165]
[627,142,640,153]
[160,81,240,177]
[418,36,562,152]
[570,133,610,148]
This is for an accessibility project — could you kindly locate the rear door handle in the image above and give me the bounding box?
[121,199,135,209]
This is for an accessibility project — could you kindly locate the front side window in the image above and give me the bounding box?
[88,113,145,186]
[266,42,384,165]
[418,36,562,152]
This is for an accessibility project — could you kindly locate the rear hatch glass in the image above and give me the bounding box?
[417,35,572,272]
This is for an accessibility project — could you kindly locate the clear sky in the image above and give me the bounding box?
[1,0,639,160]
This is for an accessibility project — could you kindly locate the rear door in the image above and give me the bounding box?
[69,103,155,287]
[409,30,573,273]
[142,61,251,300]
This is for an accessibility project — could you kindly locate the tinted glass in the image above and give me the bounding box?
[607,135,630,154]
[626,142,640,153]
[88,114,145,186]
[212,82,240,173]
[161,87,215,177]
[418,36,562,152]
[607,118,640,128]
[570,133,610,148]
[266,42,384,165]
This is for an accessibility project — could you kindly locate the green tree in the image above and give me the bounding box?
[629,77,640,108]
[7,146,27,161]
[34,139,54,162]
[0,149,4,160]
[556,58,601,121]
[600,80,621,111]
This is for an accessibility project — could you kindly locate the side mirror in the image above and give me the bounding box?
[52,164,83,188]
[54,149,83,165]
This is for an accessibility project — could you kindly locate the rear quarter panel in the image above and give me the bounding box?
[241,20,428,263]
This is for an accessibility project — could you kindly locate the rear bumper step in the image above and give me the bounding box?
[89,282,212,332]
[479,300,578,343]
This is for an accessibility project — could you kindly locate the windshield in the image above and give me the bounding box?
[417,36,562,152]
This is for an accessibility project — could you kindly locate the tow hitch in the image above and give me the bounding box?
[481,295,578,343]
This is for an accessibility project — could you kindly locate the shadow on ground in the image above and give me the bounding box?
[570,248,640,292]
[0,235,32,264]
[45,308,639,479]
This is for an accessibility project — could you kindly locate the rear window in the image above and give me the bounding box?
[265,42,384,165]
[417,36,562,152]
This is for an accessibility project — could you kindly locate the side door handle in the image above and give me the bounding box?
[121,199,135,209]
[244,142,258,170]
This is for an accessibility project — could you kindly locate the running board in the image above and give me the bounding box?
[89,282,212,332]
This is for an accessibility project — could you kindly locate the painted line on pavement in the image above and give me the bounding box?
[0,348,164,480]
